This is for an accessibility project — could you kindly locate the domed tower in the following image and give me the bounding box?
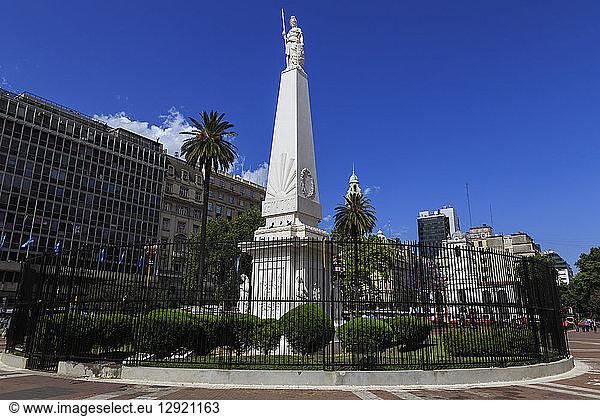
[346,165,362,198]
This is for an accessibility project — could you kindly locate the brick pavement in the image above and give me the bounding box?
[0,330,598,400]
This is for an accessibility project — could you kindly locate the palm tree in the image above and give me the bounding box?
[180,111,238,299]
[333,192,377,367]
[333,193,377,240]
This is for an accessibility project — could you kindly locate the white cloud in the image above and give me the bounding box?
[227,156,269,188]
[94,108,192,156]
[322,215,332,222]
[364,185,381,196]
[95,110,270,187]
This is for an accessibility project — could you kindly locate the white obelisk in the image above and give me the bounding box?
[254,14,328,240]
[238,14,331,320]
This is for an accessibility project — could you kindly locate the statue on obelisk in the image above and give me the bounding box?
[282,11,305,69]
[240,12,332,321]
[253,11,327,239]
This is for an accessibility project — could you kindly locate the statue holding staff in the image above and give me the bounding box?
[282,10,305,69]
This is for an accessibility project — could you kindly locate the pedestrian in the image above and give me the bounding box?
[594,320,598,333]
[575,320,579,332]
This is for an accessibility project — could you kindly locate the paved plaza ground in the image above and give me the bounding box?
[0,330,599,400]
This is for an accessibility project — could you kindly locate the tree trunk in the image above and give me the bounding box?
[198,162,212,303]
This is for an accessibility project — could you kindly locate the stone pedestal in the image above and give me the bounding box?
[239,239,333,319]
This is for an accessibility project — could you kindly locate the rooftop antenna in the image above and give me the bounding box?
[489,203,494,229]
[465,183,473,229]
[388,217,392,236]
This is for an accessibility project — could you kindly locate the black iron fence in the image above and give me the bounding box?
[6,238,569,372]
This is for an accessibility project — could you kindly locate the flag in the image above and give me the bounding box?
[20,237,34,248]
[0,234,5,250]
[118,249,126,265]
[99,248,105,263]
[138,255,143,267]
[54,241,61,256]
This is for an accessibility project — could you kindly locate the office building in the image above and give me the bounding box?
[159,154,266,273]
[0,89,166,300]
[543,250,574,285]
[467,225,541,257]
[418,210,451,245]
[439,206,460,237]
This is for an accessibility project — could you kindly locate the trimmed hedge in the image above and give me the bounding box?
[386,316,433,347]
[134,309,201,358]
[35,313,96,358]
[280,304,335,354]
[256,318,281,354]
[90,313,133,352]
[443,326,538,357]
[337,318,393,354]
[225,314,262,353]
[195,314,228,353]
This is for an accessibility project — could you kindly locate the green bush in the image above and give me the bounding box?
[386,316,433,347]
[279,304,334,354]
[256,318,282,354]
[134,309,201,358]
[90,313,133,352]
[195,314,228,353]
[224,314,262,353]
[35,313,96,358]
[443,326,538,357]
[337,318,393,354]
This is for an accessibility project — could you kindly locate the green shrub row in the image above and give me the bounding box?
[34,304,334,359]
[35,312,134,358]
[336,316,433,354]
[36,308,436,360]
[442,326,539,357]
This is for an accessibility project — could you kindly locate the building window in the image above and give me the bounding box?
[226,209,232,218]
[177,222,186,232]
[218,193,223,200]
[240,200,245,207]
[219,180,224,187]
[167,165,174,176]
[164,202,171,212]
[178,206,188,216]
[195,192,202,202]
[182,170,189,181]
[165,183,173,193]
[193,224,199,234]
[207,202,213,211]
[209,191,213,197]
[216,206,222,214]
[179,187,188,198]
[230,184,234,191]
[209,177,214,183]
[162,218,170,231]
[240,187,245,195]
[229,196,234,204]
[193,209,201,219]
[250,191,254,197]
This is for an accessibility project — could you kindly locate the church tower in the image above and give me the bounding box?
[346,166,362,198]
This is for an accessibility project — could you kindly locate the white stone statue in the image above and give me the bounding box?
[282,13,305,69]
[240,274,250,300]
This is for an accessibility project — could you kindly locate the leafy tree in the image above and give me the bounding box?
[180,111,238,298]
[184,208,264,305]
[336,235,395,308]
[564,247,600,318]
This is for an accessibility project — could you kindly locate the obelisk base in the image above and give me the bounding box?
[238,238,334,320]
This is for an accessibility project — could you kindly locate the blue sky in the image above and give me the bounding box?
[1,1,598,269]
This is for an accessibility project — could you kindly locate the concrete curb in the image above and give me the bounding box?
[0,353,28,369]
[45,356,563,387]
[116,357,574,386]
